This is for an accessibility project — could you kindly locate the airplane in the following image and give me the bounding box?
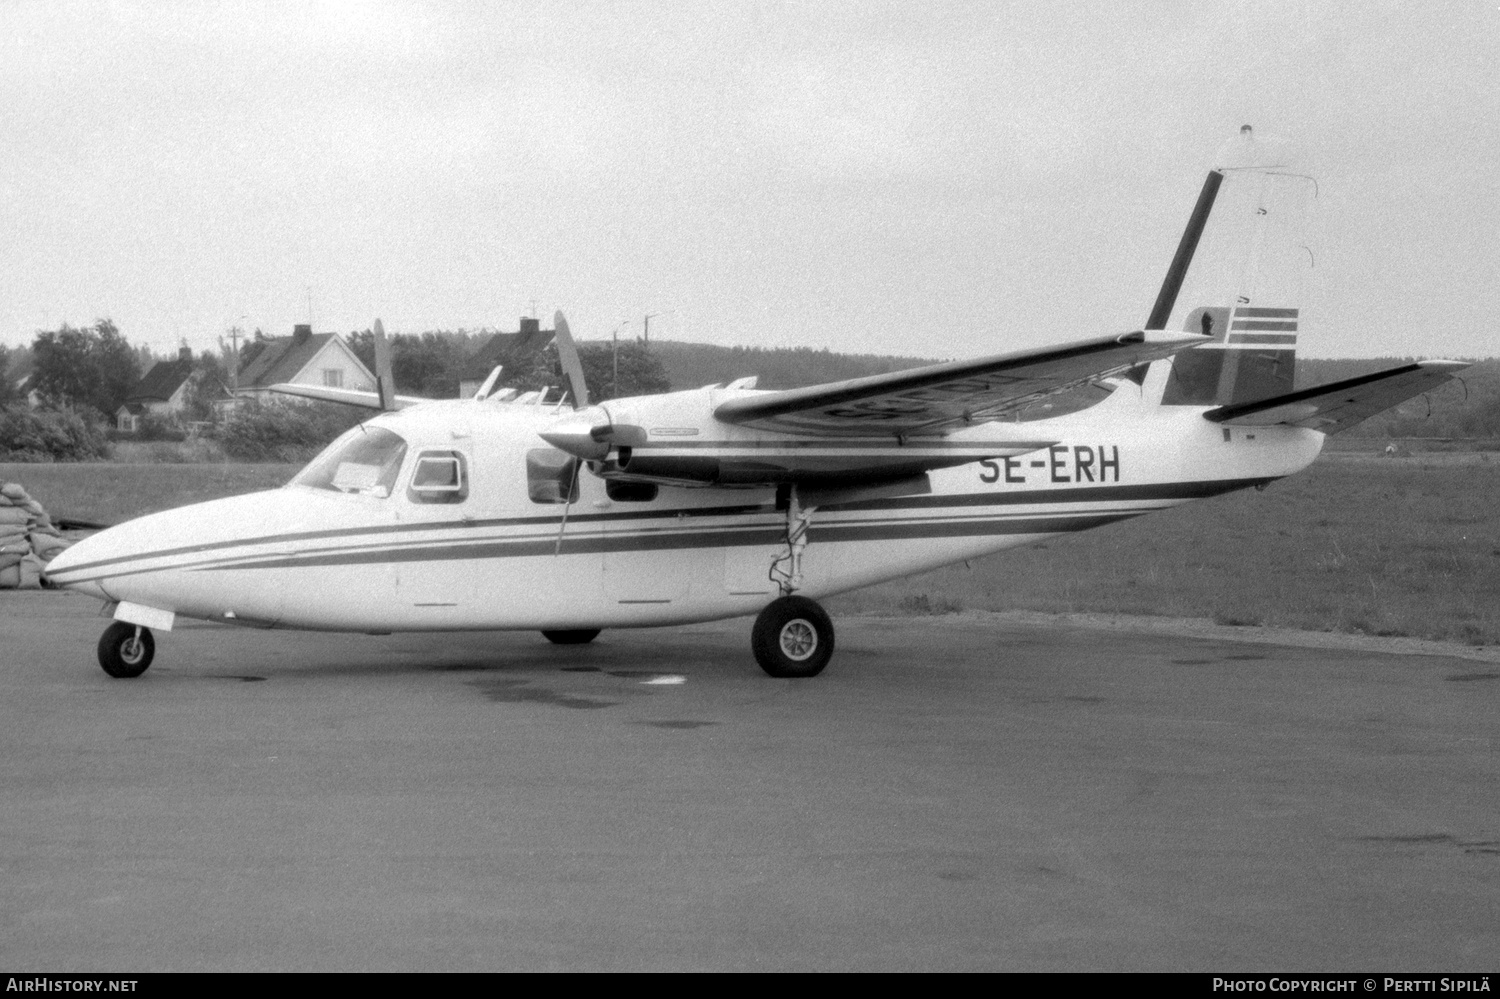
[44,127,1468,681]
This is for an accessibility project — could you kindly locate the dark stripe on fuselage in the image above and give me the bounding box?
[824,476,1274,512]
[47,495,773,579]
[215,510,1140,571]
[52,477,1275,583]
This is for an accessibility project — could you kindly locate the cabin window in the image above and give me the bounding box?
[292,426,408,498]
[526,449,580,504]
[605,479,658,503]
[408,450,468,504]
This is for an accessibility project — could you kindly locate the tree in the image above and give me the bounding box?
[496,338,672,402]
[0,347,14,407]
[349,329,482,398]
[30,320,140,419]
[579,339,671,400]
[183,350,232,422]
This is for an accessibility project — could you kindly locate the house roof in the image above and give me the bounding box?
[458,326,554,381]
[126,358,194,403]
[238,332,345,389]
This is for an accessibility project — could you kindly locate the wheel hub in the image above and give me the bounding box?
[779,619,817,661]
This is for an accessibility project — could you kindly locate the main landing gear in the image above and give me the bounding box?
[752,485,835,678]
[752,595,834,678]
[98,621,154,678]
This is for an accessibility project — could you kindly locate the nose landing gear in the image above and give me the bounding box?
[98,621,154,678]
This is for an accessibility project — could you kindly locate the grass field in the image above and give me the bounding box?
[830,453,1500,646]
[0,462,297,525]
[3,454,1496,646]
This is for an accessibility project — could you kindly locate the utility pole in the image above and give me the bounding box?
[642,310,674,345]
[610,321,629,398]
[228,318,246,396]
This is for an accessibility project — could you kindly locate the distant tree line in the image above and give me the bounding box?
[347,329,672,402]
[4,316,1497,464]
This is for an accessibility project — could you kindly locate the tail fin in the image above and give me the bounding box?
[1144,126,1316,408]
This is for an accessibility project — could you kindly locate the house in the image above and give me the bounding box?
[6,354,39,409]
[456,317,554,397]
[115,347,197,432]
[235,325,376,404]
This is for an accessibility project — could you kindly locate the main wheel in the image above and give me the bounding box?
[752,596,834,678]
[542,629,601,645]
[98,622,154,678]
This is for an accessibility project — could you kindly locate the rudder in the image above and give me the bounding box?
[1145,126,1316,408]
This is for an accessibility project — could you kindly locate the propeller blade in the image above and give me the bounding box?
[553,311,590,410]
[372,319,397,412]
[474,365,503,401]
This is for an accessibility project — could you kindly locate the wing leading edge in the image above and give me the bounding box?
[1203,360,1469,435]
[713,330,1208,437]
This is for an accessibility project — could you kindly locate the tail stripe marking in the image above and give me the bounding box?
[1226,333,1297,345]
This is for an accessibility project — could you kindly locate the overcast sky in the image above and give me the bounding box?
[2,0,1496,361]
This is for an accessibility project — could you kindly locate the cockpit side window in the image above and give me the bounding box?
[526,448,580,504]
[408,450,468,505]
[292,426,408,498]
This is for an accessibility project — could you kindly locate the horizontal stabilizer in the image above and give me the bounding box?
[268,383,428,410]
[715,330,1208,437]
[1203,360,1469,435]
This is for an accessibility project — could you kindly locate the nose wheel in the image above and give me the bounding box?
[752,596,834,678]
[98,622,154,678]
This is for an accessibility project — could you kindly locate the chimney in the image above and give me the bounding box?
[178,346,193,363]
[293,324,312,343]
[519,317,539,335]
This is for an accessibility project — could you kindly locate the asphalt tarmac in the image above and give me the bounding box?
[2,590,1497,972]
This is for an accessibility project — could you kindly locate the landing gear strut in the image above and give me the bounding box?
[754,486,835,677]
[98,621,154,678]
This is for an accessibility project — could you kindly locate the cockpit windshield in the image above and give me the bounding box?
[292,426,408,497]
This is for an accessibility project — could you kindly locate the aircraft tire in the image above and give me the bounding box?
[542,629,601,645]
[98,622,154,679]
[752,596,834,678]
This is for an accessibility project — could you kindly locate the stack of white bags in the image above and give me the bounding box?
[0,483,72,589]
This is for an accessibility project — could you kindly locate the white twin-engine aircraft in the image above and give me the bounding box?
[47,129,1466,680]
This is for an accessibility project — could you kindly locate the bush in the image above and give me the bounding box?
[0,406,111,461]
[108,412,190,443]
[218,400,364,462]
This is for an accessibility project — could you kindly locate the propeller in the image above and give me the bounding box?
[553,311,589,410]
[539,311,651,459]
[539,411,647,459]
[372,319,397,412]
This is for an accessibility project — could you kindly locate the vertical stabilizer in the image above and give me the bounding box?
[1151,126,1316,408]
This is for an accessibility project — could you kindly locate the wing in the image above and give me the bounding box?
[713,330,1207,437]
[1204,360,1469,434]
[268,383,428,410]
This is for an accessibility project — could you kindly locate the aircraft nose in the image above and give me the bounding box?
[42,528,113,599]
